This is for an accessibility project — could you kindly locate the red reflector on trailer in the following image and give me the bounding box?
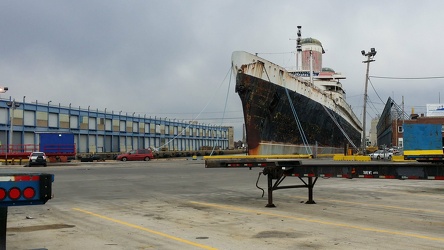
[15,175,39,182]
[227,163,241,167]
[380,175,396,179]
[23,187,36,199]
[9,187,21,200]
[244,163,253,167]
[0,188,6,200]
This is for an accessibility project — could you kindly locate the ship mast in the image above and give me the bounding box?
[309,50,313,84]
[296,26,302,71]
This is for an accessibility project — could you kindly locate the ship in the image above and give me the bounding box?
[232,30,363,155]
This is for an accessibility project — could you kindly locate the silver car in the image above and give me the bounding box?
[28,152,47,167]
[369,150,393,160]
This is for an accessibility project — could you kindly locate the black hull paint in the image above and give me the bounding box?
[235,73,361,155]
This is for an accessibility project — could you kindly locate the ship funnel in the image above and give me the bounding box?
[300,37,324,72]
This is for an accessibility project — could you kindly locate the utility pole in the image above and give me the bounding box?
[361,48,377,154]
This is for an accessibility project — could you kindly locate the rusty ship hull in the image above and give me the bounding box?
[232,51,362,155]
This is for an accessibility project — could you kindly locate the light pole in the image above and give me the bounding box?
[6,99,20,156]
[0,87,8,160]
[361,48,377,154]
[47,101,52,126]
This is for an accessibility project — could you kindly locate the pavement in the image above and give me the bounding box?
[3,159,444,249]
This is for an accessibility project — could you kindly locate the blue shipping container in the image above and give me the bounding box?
[403,124,442,151]
[39,133,75,154]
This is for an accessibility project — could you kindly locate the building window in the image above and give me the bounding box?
[70,115,78,129]
[119,120,126,132]
[398,126,403,133]
[133,122,139,133]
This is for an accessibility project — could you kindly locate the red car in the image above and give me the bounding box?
[116,149,154,161]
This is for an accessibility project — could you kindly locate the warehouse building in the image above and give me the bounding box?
[0,98,233,154]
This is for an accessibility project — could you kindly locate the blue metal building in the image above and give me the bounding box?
[0,98,233,153]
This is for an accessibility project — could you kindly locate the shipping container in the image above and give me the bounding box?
[403,123,444,162]
[38,132,76,156]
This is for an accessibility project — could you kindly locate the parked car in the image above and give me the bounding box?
[28,152,47,166]
[116,149,154,161]
[388,148,401,155]
[369,150,393,160]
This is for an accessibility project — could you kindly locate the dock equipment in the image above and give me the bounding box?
[0,173,54,250]
[205,157,444,207]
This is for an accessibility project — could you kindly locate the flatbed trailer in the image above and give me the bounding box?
[0,144,76,161]
[205,156,444,207]
[0,172,54,249]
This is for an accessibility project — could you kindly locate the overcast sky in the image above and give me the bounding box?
[1,1,443,140]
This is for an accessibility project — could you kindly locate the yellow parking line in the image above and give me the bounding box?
[289,195,444,215]
[370,189,444,199]
[190,201,444,243]
[72,208,217,250]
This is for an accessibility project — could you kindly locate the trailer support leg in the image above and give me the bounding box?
[0,207,7,250]
[305,177,317,204]
[265,173,276,208]
[262,166,319,207]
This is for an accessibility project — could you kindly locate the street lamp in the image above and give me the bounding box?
[0,87,8,93]
[361,48,377,154]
